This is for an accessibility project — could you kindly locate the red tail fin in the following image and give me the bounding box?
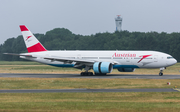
[20,25,47,52]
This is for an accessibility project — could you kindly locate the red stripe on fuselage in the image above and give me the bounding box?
[20,25,29,31]
[138,55,152,63]
[27,43,47,52]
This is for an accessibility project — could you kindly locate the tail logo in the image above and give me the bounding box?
[138,55,152,63]
[26,36,32,41]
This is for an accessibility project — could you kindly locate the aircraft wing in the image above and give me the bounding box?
[44,57,119,69]
[44,57,119,65]
[44,57,95,63]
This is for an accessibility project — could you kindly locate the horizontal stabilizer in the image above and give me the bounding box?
[3,53,35,58]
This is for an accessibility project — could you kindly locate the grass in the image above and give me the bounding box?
[0,61,179,111]
[0,65,81,74]
[0,78,179,89]
[0,61,179,89]
[0,61,179,74]
[0,77,179,112]
[0,61,42,65]
[0,92,180,112]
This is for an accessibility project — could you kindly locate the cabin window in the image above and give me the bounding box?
[99,57,111,59]
[113,57,122,59]
[82,57,98,59]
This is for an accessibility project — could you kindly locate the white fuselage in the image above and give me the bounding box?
[20,50,177,69]
[5,25,176,75]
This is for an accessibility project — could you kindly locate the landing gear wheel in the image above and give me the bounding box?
[90,72,93,76]
[87,72,93,76]
[159,67,165,76]
[80,72,84,76]
[80,72,93,76]
[159,72,163,76]
[94,73,107,76]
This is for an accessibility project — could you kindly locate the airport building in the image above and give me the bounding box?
[115,15,122,32]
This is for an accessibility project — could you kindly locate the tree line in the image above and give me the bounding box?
[0,28,180,62]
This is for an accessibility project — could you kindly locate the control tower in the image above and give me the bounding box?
[115,15,122,32]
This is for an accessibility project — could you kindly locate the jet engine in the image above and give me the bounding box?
[118,68,135,72]
[93,62,113,74]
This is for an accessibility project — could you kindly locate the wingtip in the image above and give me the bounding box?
[19,25,29,31]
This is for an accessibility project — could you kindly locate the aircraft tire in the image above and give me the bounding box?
[80,72,93,76]
[95,73,107,76]
[80,72,84,76]
[159,72,163,76]
[89,72,93,76]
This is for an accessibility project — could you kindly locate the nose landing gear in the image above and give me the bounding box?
[159,72,163,76]
[159,67,165,76]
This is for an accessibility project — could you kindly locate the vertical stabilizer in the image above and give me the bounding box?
[20,25,47,53]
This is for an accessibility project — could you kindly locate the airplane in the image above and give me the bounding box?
[4,25,177,76]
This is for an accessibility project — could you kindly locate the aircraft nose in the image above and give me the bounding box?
[166,58,177,66]
[168,58,177,66]
[173,59,177,64]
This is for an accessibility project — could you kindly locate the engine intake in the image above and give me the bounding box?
[118,68,135,72]
[93,62,113,74]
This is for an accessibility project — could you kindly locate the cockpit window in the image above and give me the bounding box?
[167,57,174,59]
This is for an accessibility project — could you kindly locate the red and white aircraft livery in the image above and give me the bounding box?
[4,25,177,76]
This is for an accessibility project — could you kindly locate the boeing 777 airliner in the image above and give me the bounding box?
[4,25,177,76]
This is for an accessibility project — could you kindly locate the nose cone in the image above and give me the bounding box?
[167,58,177,66]
[174,59,177,64]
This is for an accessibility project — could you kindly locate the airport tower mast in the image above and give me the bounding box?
[115,15,122,32]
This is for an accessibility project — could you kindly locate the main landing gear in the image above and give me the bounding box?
[80,66,93,76]
[94,73,107,76]
[80,66,107,76]
[80,72,107,76]
[159,67,165,76]
[80,72,93,76]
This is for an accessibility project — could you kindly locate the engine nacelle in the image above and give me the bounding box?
[118,68,135,72]
[93,62,113,74]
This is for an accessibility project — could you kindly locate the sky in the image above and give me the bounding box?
[0,0,180,44]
